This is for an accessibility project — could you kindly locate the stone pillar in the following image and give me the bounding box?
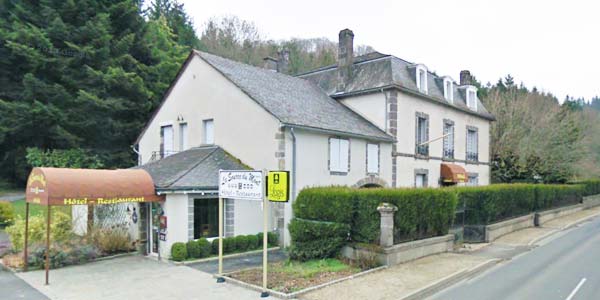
[377,203,397,247]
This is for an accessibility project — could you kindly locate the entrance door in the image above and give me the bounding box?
[148,202,162,254]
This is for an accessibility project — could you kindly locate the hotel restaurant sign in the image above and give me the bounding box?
[218,170,263,200]
[25,167,164,206]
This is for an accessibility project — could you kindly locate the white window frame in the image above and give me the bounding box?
[466,87,478,111]
[329,137,350,173]
[416,64,428,94]
[366,143,379,174]
[443,77,454,103]
[466,128,479,161]
[160,125,174,157]
[203,119,214,144]
[467,174,479,186]
[443,121,454,159]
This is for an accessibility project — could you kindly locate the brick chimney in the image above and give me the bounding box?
[337,29,354,92]
[460,70,472,85]
[277,49,290,74]
[263,57,278,71]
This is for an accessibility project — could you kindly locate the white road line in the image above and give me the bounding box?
[565,278,587,300]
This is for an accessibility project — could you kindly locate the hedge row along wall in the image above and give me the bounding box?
[292,187,458,245]
[455,184,584,225]
[577,180,600,197]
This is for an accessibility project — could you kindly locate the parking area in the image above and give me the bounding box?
[16,256,259,300]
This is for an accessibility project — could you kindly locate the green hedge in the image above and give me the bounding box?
[171,242,187,261]
[293,187,458,245]
[456,184,583,225]
[288,218,350,261]
[577,180,600,196]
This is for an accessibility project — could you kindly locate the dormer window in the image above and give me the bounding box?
[416,65,428,94]
[466,87,478,111]
[443,77,454,103]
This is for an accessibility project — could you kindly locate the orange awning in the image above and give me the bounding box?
[440,163,467,183]
[25,167,164,206]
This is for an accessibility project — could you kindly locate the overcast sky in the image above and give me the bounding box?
[180,0,599,101]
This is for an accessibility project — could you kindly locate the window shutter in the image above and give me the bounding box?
[367,144,379,174]
[329,138,339,171]
[339,139,349,172]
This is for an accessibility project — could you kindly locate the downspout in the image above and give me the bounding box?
[382,88,389,132]
[290,127,297,199]
[131,144,141,166]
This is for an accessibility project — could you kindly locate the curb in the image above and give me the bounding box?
[214,265,388,299]
[528,210,600,246]
[175,247,280,266]
[400,258,501,300]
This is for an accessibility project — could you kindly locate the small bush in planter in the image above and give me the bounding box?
[267,232,279,246]
[186,240,201,259]
[211,238,219,254]
[197,238,211,258]
[246,234,259,250]
[171,242,188,261]
[224,237,236,253]
[234,235,249,251]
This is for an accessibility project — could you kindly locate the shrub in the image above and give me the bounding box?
[267,232,279,246]
[211,239,219,254]
[234,235,249,252]
[171,242,187,261]
[246,234,259,250]
[186,240,201,259]
[197,238,211,258]
[28,242,100,269]
[223,237,235,253]
[0,201,15,226]
[5,211,72,251]
[90,228,132,255]
[288,218,350,261]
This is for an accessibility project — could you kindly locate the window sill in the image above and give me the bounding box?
[366,172,379,177]
[330,171,348,176]
[414,154,430,160]
[442,157,455,162]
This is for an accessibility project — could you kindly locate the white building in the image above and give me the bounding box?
[133,29,493,256]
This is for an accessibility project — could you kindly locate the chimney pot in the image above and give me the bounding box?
[460,70,472,85]
[263,57,278,71]
[277,49,290,74]
[337,29,354,92]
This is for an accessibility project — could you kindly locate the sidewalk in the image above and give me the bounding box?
[0,267,48,300]
[300,205,600,300]
[17,256,260,300]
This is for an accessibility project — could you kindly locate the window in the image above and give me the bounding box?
[415,169,428,188]
[467,88,478,110]
[367,143,379,174]
[415,113,429,156]
[466,127,479,162]
[193,198,219,239]
[443,78,454,102]
[467,174,479,186]
[203,119,214,144]
[160,125,174,158]
[329,138,349,173]
[179,123,188,151]
[443,121,454,159]
[416,66,428,94]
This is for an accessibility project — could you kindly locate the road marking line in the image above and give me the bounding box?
[566,278,586,300]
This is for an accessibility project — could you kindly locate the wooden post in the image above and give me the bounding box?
[45,205,51,285]
[216,197,224,283]
[23,203,29,272]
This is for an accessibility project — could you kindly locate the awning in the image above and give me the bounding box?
[25,167,164,206]
[440,163,467,183]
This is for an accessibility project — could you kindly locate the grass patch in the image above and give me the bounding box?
[11,199,70,218]
[228,258,362,293]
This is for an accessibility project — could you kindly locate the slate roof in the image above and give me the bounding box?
[297,52,495,121]
[136,146,249,191]
[194,50,394,141]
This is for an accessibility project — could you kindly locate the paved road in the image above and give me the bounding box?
[0,192,24,202]
[189,249,287,274]
[430,216,600,300]
[0,267,48,300]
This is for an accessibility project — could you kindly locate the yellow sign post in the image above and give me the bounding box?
[267,171,290,202]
